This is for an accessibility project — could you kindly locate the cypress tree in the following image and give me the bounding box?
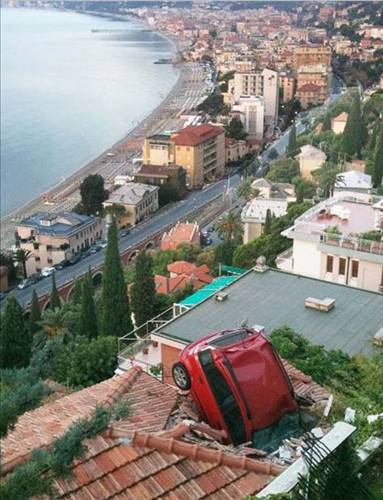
[322,112,332,132]
[263,209,273,235]
[29,289,41,336]
[342,94,367,159]
[287,122,297,158]
[79,272,98,340]
[131,252,157,328]
[101,221,133,336]
[372,126,383,187]
[0,296,31,369]
[50,272,61,310]
[71,278,83,305]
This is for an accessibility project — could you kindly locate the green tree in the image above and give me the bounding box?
[71,278,83,305]
[322,111,332,132]
[79,272,98,340]
[14,249,32,279]
[372,125,383,187]
[214,240,235,266]
[313,162,342,197]
[50,272,61,310]
[216,211,243,244]
[287,121,297,158]
[0,252,17,284]
[225,118,248,140]
[101,221,133,337]
[236,177,258,201]
[29,289,41,336]
[54,336,118,388]
[78,174,108,215]
[292,176,316,203]
[266,157,300,183]
[39,308,66,339]
[342,94,367,158]
[131,252,157,328]
[263,209,273,235]
[175,243,200,263]
[0,296,31,369]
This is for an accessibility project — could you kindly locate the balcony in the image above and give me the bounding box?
[319,233,383,256]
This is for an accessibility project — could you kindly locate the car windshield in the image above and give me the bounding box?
[198,349,246,445]
[208,329,250,348]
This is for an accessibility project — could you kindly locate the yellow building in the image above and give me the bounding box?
[143,134,174,166]
[293,45,332,70]
[331,112,348,135]
[279,73,296,103]
[297,145,327,180]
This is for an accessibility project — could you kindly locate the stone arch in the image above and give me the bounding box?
[66,285,76,302]
[92,272,103,287]
[23,310,31,321]
[145,240,155,251]
[128,250,139,263]
[42,300,51,312]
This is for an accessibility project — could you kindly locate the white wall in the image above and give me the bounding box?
[292,239,322,278]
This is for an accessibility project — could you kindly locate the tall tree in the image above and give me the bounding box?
[14,249,32,279]
[216,211,243,244]
[79,174,108,215]
[101,221,133,337]
[50,272,61,310]
[263,209,273,235]
[322,112,332,132]
[131,252,157,328]
[372,125,383,187]
[39,308,66,339]
[342,94,367,159]
[29,289,41,336]
[0,296,31,369]
[71,278,83,305]
[79,271,98,340]
[287,121,297,158]
[313,162,342,197]
[225,118,248,140]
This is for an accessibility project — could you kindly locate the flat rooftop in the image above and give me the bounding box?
[289,196,381,238]
[156,268,383,356]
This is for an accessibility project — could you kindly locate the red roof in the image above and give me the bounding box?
[297,83,322,92]
[172,123,224,147]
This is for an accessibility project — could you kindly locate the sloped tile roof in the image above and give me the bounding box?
[172,124,224,147]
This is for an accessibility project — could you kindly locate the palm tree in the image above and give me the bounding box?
[216,211,243,244]
[313,162,343,198]
[236,177,259,201]
[14,249,32,279]
[38,308,66,339]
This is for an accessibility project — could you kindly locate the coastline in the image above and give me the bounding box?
[1,10,206,249]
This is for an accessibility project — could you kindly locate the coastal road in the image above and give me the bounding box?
[3,173,241,310]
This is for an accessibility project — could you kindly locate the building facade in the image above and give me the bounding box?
[232,95,265,140]
[293,45,332,69]
[16,212,103,277]
[297,145,327,180]
[277,194,383,293]
[103,183,159,228]
[134,164,187,198]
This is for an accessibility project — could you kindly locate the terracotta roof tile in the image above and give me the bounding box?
[172,124,224,147]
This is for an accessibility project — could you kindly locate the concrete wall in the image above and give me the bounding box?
[292,239,322,278]
[161,343,182,386]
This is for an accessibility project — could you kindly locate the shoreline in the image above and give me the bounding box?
[1,10,205,249]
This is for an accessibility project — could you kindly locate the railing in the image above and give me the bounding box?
[275,247,294,271]
[118,307,175,363]
[320,233,383,255]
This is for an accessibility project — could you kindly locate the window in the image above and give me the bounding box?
[339,258,346,276]
[198,349,245,445]
[47,258,53,264]
[326,255,333,273]
[351,260,359,278]
[35,256,40,262]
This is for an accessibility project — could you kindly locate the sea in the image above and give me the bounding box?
[0,8,179,216]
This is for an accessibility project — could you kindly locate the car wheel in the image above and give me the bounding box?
[172,362,191,391]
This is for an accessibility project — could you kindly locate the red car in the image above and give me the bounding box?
[172,327,298,446]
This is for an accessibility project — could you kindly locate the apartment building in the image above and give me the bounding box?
[279,71,296,102]
[229,68,279,127]
[143,134,174,165]
[16,212,103,276]
[171,124,225,188]
[296,64,329,108]
[134,164,187,197]
[143,125,225,189]
[103,183,159,228]
[232,95,265,140]
[293,45,332,70]
[277,193,383,293]
[225,138,248,163]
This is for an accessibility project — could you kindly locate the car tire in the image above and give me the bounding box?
[172,362,191,391]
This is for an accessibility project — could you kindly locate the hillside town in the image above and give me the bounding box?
[1,1,383,499]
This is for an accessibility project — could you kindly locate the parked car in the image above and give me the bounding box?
[81,249,91,259]
[41,267,55,277]
[100,240,108,249]
[172,327,298,447]
[17,278,32,290]
[120,230,130,238]
[54,261,67,270]
[90,245,101,254]
[68,255,81,266]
